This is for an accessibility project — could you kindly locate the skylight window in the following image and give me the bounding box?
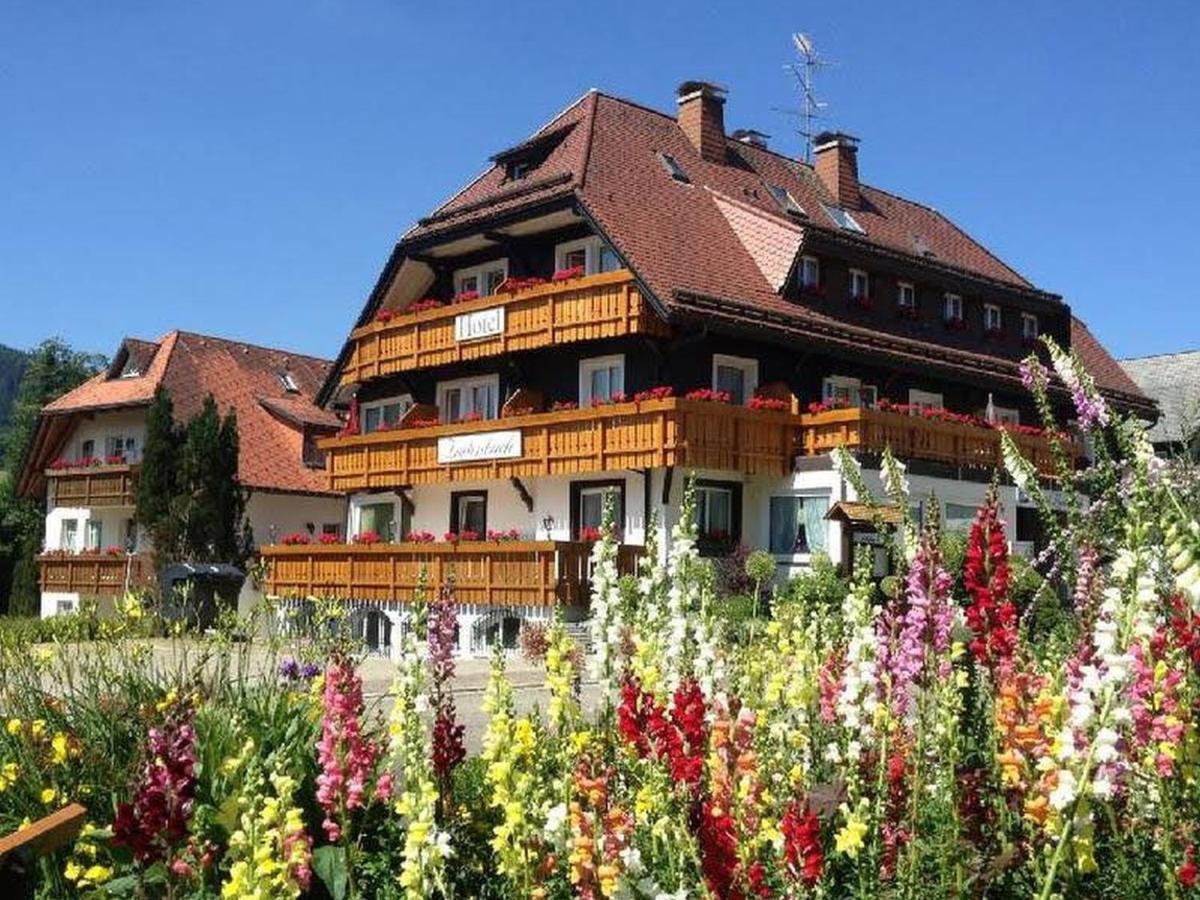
[658,152,691,184]
[278,371,299,393]
[911,233,936,258]
[766,184,805,218]
[822,203,864,233]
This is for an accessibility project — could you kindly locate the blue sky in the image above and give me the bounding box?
[1,0,1196,362]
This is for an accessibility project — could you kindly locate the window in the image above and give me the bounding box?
[362,395,414,434]
[579,355,625,406]
[570,480,625,538]
[695,480,742,546]
[56,599,76,615]
[1022,313,1039,340]
[908,389,944,412]
[60,518,79,552]
[712,355,758,405]
[453,260,509,298]
[80,439,95,459]
[85,520,102,551]
[554,237,622,275]
[119,356,141,378]
[437,375,499,422]
[991,405,1020,426]
[278,371,299,393]
[897,282,916,309]
[450,491,488,536]
[124,518,137,552]
[822,203,865,233]
[658,152,690,184]
[984,304,1002,331]
[105,435,136,461]
[358,502,398,542]
[769,494,830,555]
[944,503,977,534]
[849,269,870,300]
[799,255,820,289]
[944,293,964,322]
[766,184,805,217]
[321,522,341,538]
[823,376,877,409]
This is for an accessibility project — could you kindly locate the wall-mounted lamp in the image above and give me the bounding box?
[541,515,555,534]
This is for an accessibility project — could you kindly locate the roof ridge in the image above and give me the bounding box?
[172,330,332,365]
[1119,349,1200,362]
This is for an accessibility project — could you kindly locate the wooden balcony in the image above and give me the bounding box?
[798,407,1069,477]
[261,541,642,607]
[339,269,668,385]
[38,552,154,596]
[46,464,137,508]
[320,397,806,491]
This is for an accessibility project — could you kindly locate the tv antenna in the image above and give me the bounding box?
[783,32,833,163]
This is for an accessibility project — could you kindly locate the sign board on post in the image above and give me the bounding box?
[437,430,523,465]
[454,307,505,342]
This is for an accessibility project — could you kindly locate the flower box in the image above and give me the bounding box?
[352,530,382,545]
[632,386,675,402]
[408,531,436,543]
[747,396,790,412]
[849,294,874,310]
[896,305,919,321]
[943,317,968,331]
[799,283,826,299]
[983,326,1005,341]
[280,532,312,546]
[551,265,585,282]
[407,298,444,313]
[318,533,341,545]
[683,388,732,403]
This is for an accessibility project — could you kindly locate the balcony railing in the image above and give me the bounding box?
[260,540,642,607]
[46,463,138,508]
[339,269,669,386]
[320,397,805,491]
[38,552,153,596]
[798,407,1070,477]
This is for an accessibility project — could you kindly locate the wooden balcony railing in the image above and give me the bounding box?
[798,407,1070,477]
[38,552,154,596]
[320,397,805,490]
[261,541,642,607]
[339,269,669,385]
[46,464,137,508]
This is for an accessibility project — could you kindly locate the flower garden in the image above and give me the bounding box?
[2,341,1200,898]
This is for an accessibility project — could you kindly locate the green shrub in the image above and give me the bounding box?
[780,551,848,613]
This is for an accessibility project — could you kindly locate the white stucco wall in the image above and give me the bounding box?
[242,491,346,613]
[60,409,146,463]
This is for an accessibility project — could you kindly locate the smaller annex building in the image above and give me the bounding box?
[16,330,347,618]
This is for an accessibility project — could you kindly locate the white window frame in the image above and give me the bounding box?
[992,405,1020,426]
[799,255,820,288]
[908,389,944,412]
[897,281,916,309]
[695,482,736,537]
[711,354,759,404]
[60,518,79,552]
[437,374,500,422]
[944,293,964,321]
[554,237,621,275]
[80,439,95,459]
[823,375,877,409]
[768,491,831,559]
[578,355,626,406]
[85,520,103,551]
[361,394,414,434]
[849,268,870,299]
[453,259,509,297]
[1022,313,1039,339]
[984,303,1002,331]
[351,494,404,542]
[105,434,137,461]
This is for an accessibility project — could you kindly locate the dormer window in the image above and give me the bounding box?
[1022,313,1040,340]
[897,282,916,309]
[490,121,576,183]
[766,184,805,218]
[555,237,621,276]
[658,152,691,184]
[799,256,820,291]
[943,293,964,323]
[822,203,865,234]
[278,371,299,393]
[508,160,532,180]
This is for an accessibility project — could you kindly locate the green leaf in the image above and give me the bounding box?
[312,844,349,900]
[101,875,139,897]
[214,792,241,834]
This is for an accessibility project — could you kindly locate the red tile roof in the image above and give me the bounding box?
[22,331,338,497]
[359,89,1151,415]
[1070,317,1152,409]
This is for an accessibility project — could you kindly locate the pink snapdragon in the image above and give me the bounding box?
[316,657,388,841]
[428,587,465,788]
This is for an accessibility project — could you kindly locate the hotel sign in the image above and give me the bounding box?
[437,430,522,465]
[454,306,505,342]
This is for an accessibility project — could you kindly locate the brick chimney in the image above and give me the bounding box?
[813,131,861,208]
[676,81,727,163]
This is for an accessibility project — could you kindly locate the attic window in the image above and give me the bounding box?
[822,203,864,234]
[118,358,141,379]
[508,160,532,180]
[490,121,576,183]
[766,184,805,218]
[278,371,299,393]
[912,233,936,258]
[658,152,691,184]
